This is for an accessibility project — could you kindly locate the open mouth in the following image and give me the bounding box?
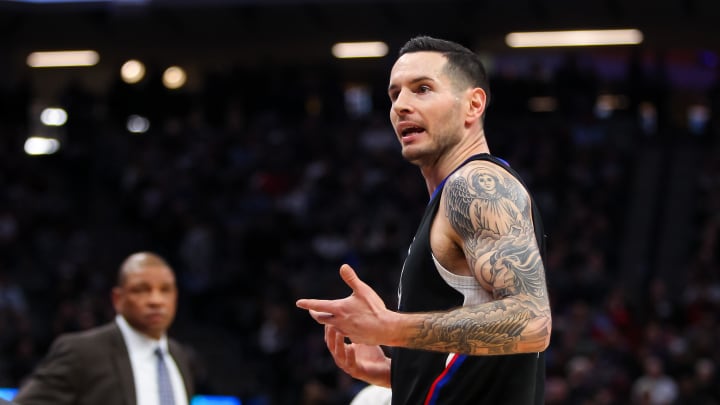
[401,126,425,137]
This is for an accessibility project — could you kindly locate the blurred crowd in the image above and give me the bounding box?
[1,49,720,405]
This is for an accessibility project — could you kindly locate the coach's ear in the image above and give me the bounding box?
[465,87,487,125]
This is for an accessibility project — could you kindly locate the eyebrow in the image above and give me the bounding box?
[387,75,435,93]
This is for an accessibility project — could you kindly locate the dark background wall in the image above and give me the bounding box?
[1,1,720,404]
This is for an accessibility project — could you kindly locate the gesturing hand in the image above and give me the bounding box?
[324,325,391,387]
[296,264,397,347]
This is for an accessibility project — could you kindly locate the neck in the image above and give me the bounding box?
[422,132,490,196]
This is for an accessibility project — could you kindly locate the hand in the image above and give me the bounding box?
[296,264,396,346]
[325,325,391,387]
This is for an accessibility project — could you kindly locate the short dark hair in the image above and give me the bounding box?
[398,36,491,107]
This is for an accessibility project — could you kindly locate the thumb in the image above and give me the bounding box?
[339,264,366,292]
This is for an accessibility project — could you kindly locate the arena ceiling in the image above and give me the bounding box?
[2,0,719,58]
[1,0,719,96]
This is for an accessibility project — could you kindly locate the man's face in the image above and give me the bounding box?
[388,51,468,165]
[113,264,177,339]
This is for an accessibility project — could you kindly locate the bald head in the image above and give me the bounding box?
[117,252,172,287]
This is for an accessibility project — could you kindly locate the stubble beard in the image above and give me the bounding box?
[401,142,437,167]
[400,102,465,167]
[401,127,461,169]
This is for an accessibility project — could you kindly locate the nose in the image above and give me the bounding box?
[392,89,413,116]
[147,289,167,306]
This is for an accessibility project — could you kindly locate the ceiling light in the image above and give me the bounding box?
[24,137,61,156]
[506,29,643,48]
[27,50,100,68]
[162,66,187,89]
[40,107,68,126]
[121,60,146,84]
[332,42,388,59]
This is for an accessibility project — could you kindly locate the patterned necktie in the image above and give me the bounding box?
[155,347,176,405]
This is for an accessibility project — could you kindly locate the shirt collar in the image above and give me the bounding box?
[115,314,169,355]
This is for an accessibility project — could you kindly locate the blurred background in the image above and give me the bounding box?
[1,0,719,404]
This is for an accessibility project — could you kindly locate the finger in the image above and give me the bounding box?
[326,326,347,364]
[296,299,333,313]
[325,325,338,348]
[309,309,335,323]
[324,325,336,353]
[343,342,357,372]
[338,264,370,293]
[331,329,355,373]
[311,309,334,319]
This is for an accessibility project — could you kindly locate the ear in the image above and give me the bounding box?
[465,87,487,124]
[111,287,123,312]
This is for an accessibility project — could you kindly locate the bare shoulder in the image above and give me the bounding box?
[443,160,532,242]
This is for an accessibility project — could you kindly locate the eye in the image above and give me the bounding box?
[130,285,151,294]
[417,85,431,93]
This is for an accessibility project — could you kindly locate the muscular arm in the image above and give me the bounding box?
[397,162,551,355]
[296,163,551,361]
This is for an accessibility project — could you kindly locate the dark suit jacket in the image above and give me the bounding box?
[13,322,195,405]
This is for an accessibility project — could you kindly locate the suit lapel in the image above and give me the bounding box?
[108,324,137,405]
[169,340,194,401]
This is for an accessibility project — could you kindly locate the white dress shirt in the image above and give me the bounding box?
[116,315,189,405]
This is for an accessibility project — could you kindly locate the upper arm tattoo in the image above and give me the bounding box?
[444,163,541,299]
[406,163,551,354]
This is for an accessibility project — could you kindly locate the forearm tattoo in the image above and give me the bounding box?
[408,164,551,355]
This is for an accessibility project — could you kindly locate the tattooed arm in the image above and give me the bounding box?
[296,161,550,358]
[399,161,552,355]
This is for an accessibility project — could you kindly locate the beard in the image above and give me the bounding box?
[401,141,438,167]
[400,127,462,167]
[396,101,466,166]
